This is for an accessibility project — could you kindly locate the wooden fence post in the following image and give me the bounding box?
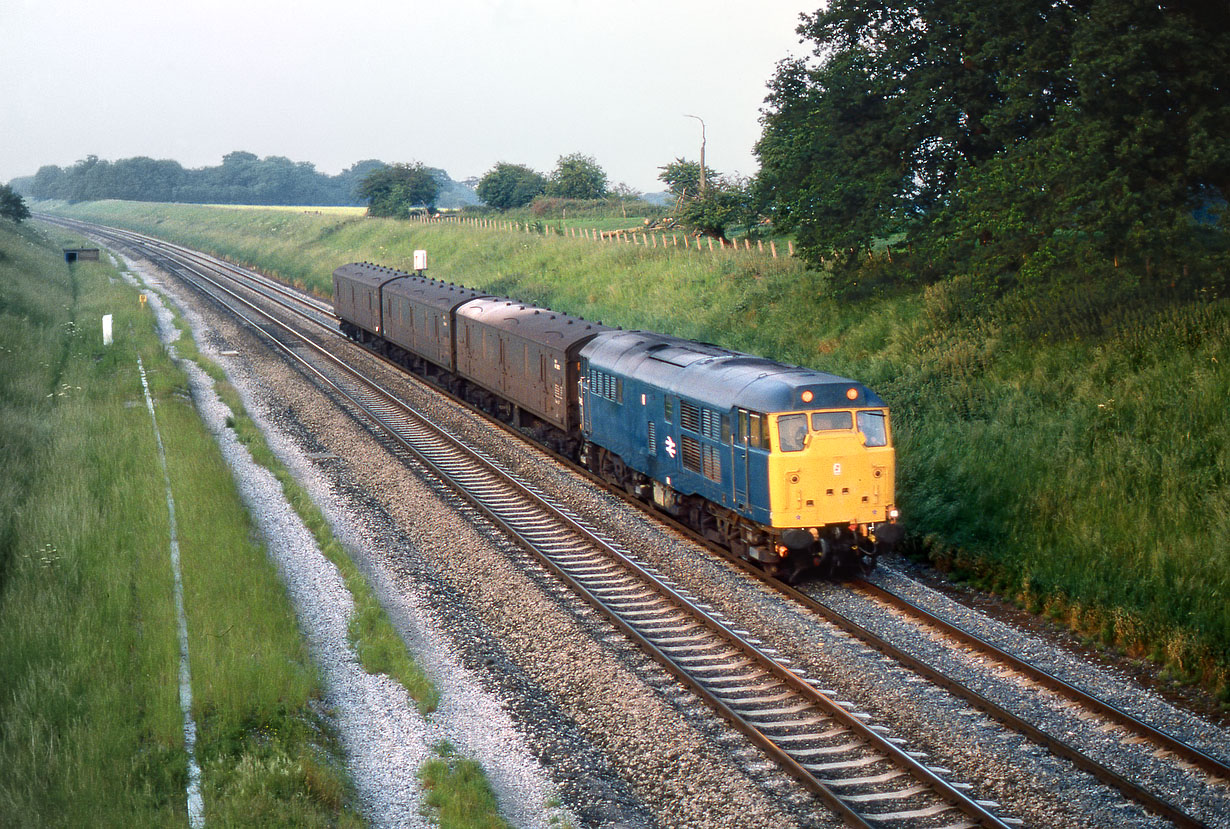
[770,241,777,258]
[788,241,794,256]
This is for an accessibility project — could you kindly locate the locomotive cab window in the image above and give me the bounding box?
[857,410,889,447]
[812,411,853,431]
[778,413,809,452]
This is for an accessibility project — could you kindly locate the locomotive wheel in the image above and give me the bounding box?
[859,551,878,576]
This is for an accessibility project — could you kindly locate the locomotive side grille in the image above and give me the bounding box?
[702,444,722,482]
[648,420,656,454]
[682,435,701,472]
[680,400,700,432]
[590,369,623,403]
[700,408,722,441]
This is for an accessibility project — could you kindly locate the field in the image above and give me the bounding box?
[40,200,1230,703]
[0,219,364,823]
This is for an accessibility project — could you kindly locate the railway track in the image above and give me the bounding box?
[47,216,1226,827]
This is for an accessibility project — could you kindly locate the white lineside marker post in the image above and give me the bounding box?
[414,249,428,274]
[102,314,113,345]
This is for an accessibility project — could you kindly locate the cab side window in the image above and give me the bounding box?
[857,410,888,447]
[747,412,767,450]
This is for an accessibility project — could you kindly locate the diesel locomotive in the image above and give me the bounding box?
[333,261,902,578]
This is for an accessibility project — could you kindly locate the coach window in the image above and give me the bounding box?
[664,397,674,423]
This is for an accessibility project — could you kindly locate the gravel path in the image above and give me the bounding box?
[121,256,574,829]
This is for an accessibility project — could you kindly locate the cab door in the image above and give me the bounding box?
[732,409,750,508]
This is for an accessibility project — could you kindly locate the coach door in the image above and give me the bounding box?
[733,409,750,508]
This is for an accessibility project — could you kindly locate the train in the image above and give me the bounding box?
[333,260,902,579]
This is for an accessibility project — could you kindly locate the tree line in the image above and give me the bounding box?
[474,153,759,240]
[11,152,478,209]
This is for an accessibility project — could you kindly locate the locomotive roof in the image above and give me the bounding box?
[582,330,885,412]
[456,296,614,350]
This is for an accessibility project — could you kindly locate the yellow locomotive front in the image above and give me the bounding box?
[766,399,902,576]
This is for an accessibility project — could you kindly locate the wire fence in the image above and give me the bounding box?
[408,213,795,258]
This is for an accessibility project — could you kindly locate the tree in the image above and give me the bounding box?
[658,158,752,239]
[609,182,643,218]
[547,153,608,199]
[756,0,1230,280]
[358,162,441,217]
[336,160,388,203]
[108,157,186,202]
[658,158,718,200]
[31,165,68,200]
[682,177,755,240]
[0,184,31,223]
[476,162,547,209]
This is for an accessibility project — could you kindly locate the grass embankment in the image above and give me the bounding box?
[0,220,361,823]
[207,377,440,715]
[43,200,1230,703]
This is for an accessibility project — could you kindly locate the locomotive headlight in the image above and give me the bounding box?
[846,387,858,400]
[801,390,814,403]
[889,508,900,520]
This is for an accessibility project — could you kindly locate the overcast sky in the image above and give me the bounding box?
[2,0,816,193]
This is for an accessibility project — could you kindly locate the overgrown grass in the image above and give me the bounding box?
[40,200,1230,703]
[418,742,512,829]
[212,381,440,714]
[0,220,361,824]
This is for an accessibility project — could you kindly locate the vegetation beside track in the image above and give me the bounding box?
[418,742,516,829]
[0,220,363,823]
[208,378,441,715]
[39,200,1230,705]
